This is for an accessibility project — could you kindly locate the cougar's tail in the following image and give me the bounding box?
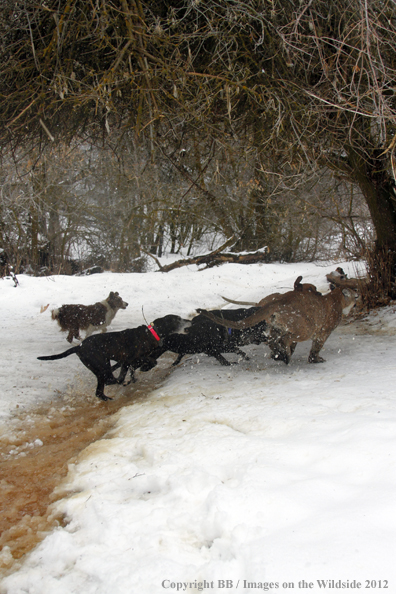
[38,346,79,361]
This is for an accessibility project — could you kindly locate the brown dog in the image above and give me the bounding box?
[52,291,128,343]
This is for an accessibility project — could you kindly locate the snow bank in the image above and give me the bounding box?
[1,260,395,593]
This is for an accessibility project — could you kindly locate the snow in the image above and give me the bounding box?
[1,259,396,593]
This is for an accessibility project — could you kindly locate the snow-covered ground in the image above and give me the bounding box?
[1,259,396,593]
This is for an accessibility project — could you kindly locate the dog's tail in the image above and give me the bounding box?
[221,295,257,306]
[38,346,79,361]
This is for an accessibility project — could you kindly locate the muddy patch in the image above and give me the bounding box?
[0,354,177,577]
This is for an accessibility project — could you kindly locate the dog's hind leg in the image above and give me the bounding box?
[232,347,250,360]
[209,351,234,366]
[95,377,113,401]
[116,363,136,386]
[98,369,119,399]
[77,353,116,399]
[67,327,81,343]
[172,353,184,366]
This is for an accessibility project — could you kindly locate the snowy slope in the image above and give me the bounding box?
[1,260,395,593]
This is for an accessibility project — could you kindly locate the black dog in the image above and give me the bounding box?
[162,307,268,366]
[38,315,191,401]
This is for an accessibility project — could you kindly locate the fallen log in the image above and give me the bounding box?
[142,238,269,272]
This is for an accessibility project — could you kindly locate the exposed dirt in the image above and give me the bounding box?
[0,354,177,577]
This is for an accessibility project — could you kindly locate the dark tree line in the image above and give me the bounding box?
[0,1,395,285]
[1,136,371,274]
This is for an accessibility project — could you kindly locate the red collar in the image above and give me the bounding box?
[147,324,161,341]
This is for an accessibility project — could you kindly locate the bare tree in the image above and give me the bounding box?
[1,0,396,279]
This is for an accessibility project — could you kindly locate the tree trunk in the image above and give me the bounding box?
[154,225,164,257]
[347,149,396,299]
[30,203,39,268]
[348,149,396,252]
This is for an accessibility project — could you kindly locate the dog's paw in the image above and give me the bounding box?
[308,355,325,363]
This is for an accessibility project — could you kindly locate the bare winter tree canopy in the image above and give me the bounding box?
[1,0,396,277]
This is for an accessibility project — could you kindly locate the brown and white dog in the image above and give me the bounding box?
[52,291,128,343]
